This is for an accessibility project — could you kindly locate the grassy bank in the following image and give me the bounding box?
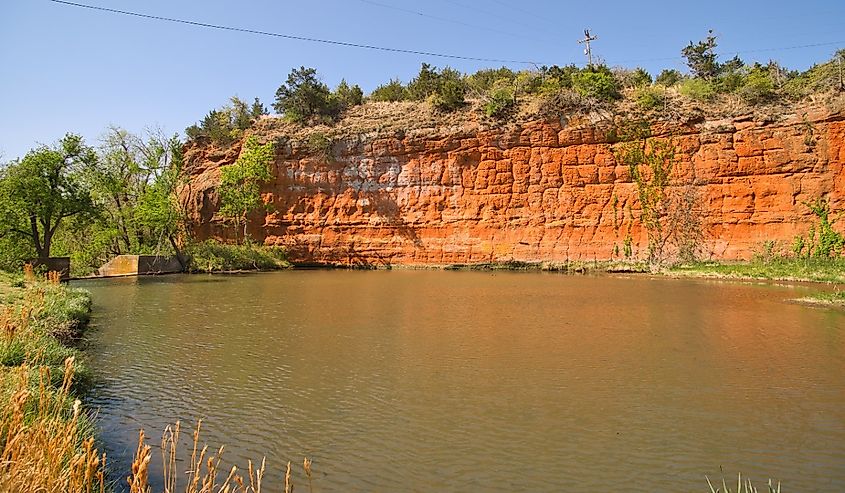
[670,257,845,284]
[0,270,105,492]
[184,240,290,273]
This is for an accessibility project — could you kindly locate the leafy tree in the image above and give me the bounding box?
[218,136,275,242]
[682,31,720,79]
[369,78,407,102]
[0,134,97,259]
[273,67,338,123]
[334,79,364,110]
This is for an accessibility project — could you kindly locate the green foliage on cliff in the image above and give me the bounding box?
[186,96,267,145]
[369,78,407,102]
[273,66,339,124]
[218,136,275,243]
[571,66,621,102]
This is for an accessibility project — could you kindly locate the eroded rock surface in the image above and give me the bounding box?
[180,103,844,266]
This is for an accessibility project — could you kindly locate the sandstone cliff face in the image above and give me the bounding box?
[180,102,844,266]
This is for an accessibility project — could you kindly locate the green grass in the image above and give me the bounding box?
[799,289,845,307]
[184,239,290,273]
[671,257,845,284]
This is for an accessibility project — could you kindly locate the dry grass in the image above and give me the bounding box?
[0,358,106,493]
[127,419,312,493]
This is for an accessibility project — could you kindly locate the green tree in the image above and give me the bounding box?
[369,78,407,102]
[334,79,364,110]
[218,136,275,242]
[0,134,97,259]
[273,67,338,123]
[682,31,720,79]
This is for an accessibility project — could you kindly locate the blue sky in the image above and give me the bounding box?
[1,0,843,160]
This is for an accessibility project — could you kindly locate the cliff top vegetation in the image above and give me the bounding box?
[183,34,845,147]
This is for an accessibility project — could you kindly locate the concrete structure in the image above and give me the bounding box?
[97,255,184,277]
[31,257,71,280]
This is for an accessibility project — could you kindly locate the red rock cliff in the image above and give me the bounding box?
[180,101,845,266]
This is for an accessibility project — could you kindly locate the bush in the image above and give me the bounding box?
[185,96,266,144]
[273,67,339,124]
[539,89,590,119]
[431,78,468,111]
[369,79,406,102]
[306,132,334,160]
[482,82,515,118]
[407,64,468,111]
[571,66,620,102]
[615,67,652,89]
[185,240,288,272]
[634,86,666,111]
[538,64,579,92]
[655,69,683,87]
[739,65,777,104]
[678,78,716,102]
[466,67,516,94]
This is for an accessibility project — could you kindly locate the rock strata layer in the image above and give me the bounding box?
[180,104,844,266]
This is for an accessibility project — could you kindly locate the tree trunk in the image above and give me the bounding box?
[168,234,188,271]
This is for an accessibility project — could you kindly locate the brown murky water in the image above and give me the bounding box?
[80,271,845,492]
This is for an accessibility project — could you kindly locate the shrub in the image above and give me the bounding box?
[306,132,334,161]
[655,69,683,87]
[186,96,266,144]
[538,64,579,92]
[466,67,516,94]
[369,78,407,102]
[407,64,468,111]
[738,65,777,104]
[634,86,666,111]
[615,67,652,89]
[185,240,288,272]
[571,66,620,102]
[539,89,590,119]
[273,66,339,124]
[431,77,467,112]
[482,82,515,118]
[678,78,716,102]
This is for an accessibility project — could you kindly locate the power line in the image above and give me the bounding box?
[356,0,550,43]
[48,0,540,65]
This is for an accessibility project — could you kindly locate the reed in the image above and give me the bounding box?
[0,358,106,493]
[706,471,781,493]
[127,418,312,493]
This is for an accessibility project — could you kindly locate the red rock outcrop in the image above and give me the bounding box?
[180,102,844,266]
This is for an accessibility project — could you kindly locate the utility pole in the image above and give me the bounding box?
[578,29,598,68]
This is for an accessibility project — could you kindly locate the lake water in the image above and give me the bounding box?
[79,271,845,492]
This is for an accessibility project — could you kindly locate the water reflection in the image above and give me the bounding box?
[79,272,845,492]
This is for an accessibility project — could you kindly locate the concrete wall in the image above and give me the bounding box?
[98,255,183,277]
